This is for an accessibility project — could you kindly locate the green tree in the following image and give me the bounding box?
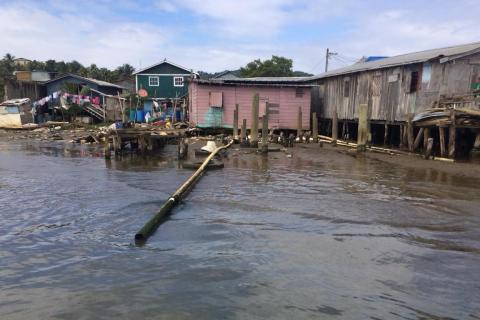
[240,56,294,77]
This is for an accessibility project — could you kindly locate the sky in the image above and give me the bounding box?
[0,0,479,74]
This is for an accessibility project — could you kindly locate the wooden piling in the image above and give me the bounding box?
[332,109,338,146]
[425,137,434,159]
[399,125,405,148]
[448,109,456,158]
[413,128,424,151]
[407,114,414,152]
[297,107,302,137]
[423,127,430,150]
[240,118,247,146]
[250,94,259,148]
[312,112,318,143]
[383,122,388,146]
[357,103,368,151]
[233,104,239,140]
[439,126,446,157]
[261,114,268,154]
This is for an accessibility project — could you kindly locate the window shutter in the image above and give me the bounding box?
[209,92,223,107]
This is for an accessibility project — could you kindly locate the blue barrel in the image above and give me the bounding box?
[136,110,145,122]
[129,110,136,121]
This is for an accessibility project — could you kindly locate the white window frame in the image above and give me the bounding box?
[149,76,159,87]
[173,76,184,87]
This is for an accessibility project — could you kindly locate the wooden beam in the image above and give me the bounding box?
[425,137,433,159]
[233,104,239,139]
[423,127,430,150]
[297,106,302,137]
[312,112,318,143]
[250,94,259,148]
[407,114,414,151]
[240,118,247,146]
[383,122,388,146]
[332,109,338,145]
[357,103,368,151]
[439,126,446,157]
[448,110,456,158]
[413,127,425,151]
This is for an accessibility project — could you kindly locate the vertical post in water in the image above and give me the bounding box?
[297,107,302,137]
[357,103,368,151]
[261,108,269,154]
[332,108,338,146]
[448,109,456,159]
[439,126,446,158]
[233,104,239,140]
[240,118,247,146]
[251,94,259,148]
[407,113,414,152]
[383,122,389,146]
[312,112,318,143]
[423,127,430,150]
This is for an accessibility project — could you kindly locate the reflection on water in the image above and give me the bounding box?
[0,140,479,319]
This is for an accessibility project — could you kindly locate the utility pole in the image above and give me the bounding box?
[325,48,337,72]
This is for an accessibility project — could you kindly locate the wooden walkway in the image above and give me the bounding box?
[105,128,187,154]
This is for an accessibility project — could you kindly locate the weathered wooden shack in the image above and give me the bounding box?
[308,42,480,158]
[189,78,313,130]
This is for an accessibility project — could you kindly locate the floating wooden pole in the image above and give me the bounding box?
[233,104,239,140]
[312,112,318,143]
[250,94,259,148]
[357,103,368,151]
[439,126,446,157]
[135,140,234,244]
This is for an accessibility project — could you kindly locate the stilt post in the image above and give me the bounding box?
[251,94,259,148]
[357,103,368,151]
[332,109,338,146]
[233,104,239,140]
[312,112,318,143]
[448,109,456,158]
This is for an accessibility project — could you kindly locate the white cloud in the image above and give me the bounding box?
[0,0,479,75]
[0,3,172,69]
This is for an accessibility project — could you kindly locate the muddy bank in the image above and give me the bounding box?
[296,143,480,179]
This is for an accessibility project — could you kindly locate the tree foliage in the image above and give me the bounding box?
[240,56,294,77]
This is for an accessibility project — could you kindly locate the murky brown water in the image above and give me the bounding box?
[0,140,479,319]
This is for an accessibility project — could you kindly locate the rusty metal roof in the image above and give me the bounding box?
[309,41,480,80]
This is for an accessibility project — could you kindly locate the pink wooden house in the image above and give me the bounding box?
[188,78,313,130]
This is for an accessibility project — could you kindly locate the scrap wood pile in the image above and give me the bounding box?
[413,107,480,127]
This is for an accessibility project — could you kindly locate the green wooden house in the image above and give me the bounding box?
[133,59,197,121]
[134,59,197,99]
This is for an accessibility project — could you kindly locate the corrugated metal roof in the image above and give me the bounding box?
[194,79,314,87]
[0,98,31,106]
[309,41,480,80]
[43,74,124,89]
[133,59,198,75]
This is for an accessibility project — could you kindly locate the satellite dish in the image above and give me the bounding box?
[138,89,148,97]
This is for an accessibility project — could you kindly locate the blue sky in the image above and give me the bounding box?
[0,0,479,74]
